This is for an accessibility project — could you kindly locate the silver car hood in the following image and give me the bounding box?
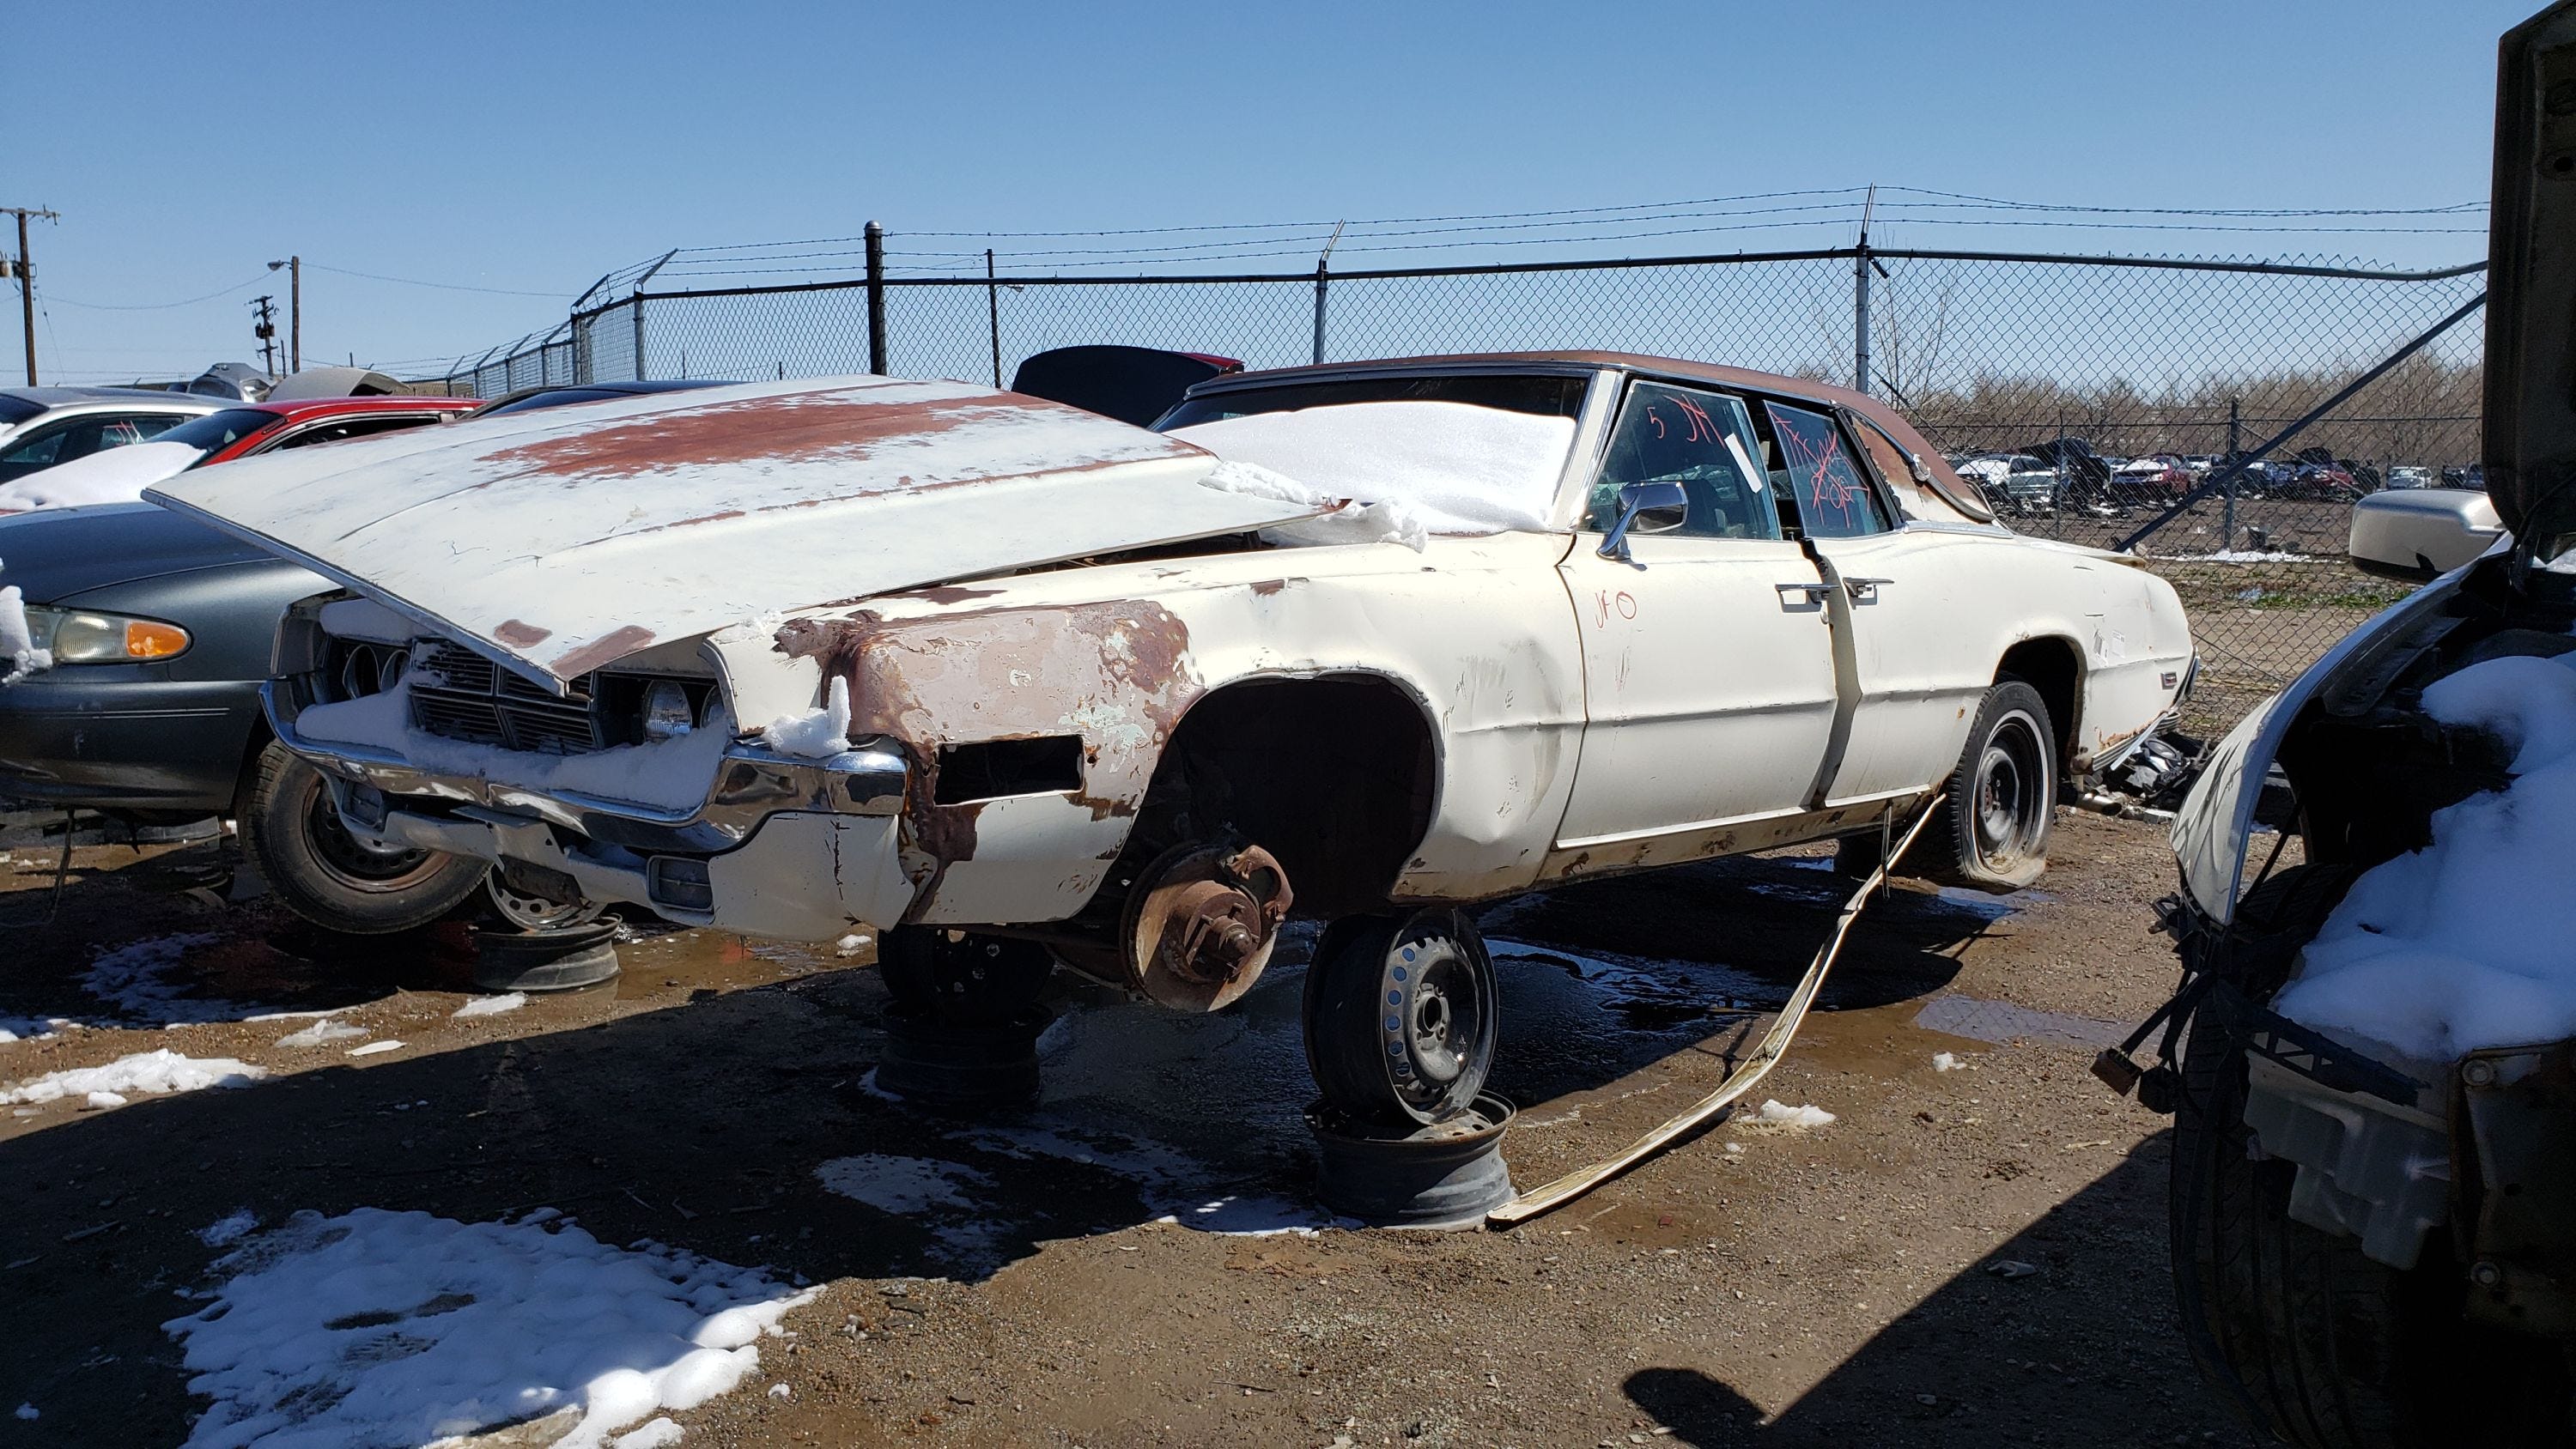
[146,376,1322,688]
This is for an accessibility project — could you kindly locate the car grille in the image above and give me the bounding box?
[408,639,605,755]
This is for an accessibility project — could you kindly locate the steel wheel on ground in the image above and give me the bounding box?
[243,740,487,935]
[1304,907,1498,1128]
[483,874,606,931]
[877,927,1056,1026]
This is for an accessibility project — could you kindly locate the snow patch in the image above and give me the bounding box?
[1748,1100,1837,1130]
[294,677,739,814]
[616,1418,686,1448]
[0,1015,70,1043]
[0,582,52,684]
[0,1049,264,1105]
[1196,458,1429,552]
[1176,400,1574,537]
[165,1207,811,1449]
[82,932,243,1026]
[1933,1052,1963,1073]
[2276,652,2576,1061]
[198,1210,259,1248]
[345,1040,404,1058]
[85,1090,129,1110]
[0,439,202,513]
[454,991,528,1019]
[759,676,851,760]
[813,1155,1001,1264]
[13,1404,35,1421]
[274,1019,367,1049]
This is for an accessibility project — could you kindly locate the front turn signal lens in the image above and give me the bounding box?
[28,607,193,664]
[125,620,191,659]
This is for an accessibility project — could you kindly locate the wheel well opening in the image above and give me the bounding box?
[1144,675,1437,919]
[1996,638,2080,770]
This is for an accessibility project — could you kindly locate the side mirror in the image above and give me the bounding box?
[2347,488,2506,581]
[1597,480,1690,564]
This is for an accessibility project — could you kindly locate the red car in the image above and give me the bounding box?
[0,396,475,514]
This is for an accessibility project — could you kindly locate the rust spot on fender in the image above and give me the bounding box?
[493,619,551,647]
[480,390,1182,482]
[1248,578,1291,597]
[791,598,1199,908]
[547,624,657,676]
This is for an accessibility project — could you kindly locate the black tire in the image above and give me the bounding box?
[1304,907,1498,1128]
[2171,865,2572,1447]
[877,927,1054,1027]
[1833,678,2057,892]
[243,741,487,935]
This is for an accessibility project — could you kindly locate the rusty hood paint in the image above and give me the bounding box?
[145,376,1325,687]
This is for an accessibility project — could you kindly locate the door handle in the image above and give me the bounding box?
[1775,581,1836,603]
[1843,577,1893,601]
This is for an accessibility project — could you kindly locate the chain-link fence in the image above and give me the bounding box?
[416,246,2488,738]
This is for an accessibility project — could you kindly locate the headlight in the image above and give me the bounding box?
[21,606,191,663]
[641,678,696,742]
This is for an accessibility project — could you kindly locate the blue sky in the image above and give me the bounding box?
[9,0,2526,383]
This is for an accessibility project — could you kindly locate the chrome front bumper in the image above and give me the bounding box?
[261,682,919,939]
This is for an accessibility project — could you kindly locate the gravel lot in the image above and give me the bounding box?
[0,809,2263,1448]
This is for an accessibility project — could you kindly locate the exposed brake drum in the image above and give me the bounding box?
[1118,839,1293,1012]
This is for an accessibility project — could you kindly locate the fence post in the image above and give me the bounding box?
[866,221,888,375]
[1311,221,1346,367]
[987,248,1001,388]
[632,299,647,382]
[2223,396,2241,549]
[1852,242,1873,397]
[1851,186,1877,397]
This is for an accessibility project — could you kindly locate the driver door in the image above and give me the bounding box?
[1551,379,1841,870]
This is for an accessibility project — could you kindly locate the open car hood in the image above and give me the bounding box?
[2487,1,2576,554]
[147,376,1324,688]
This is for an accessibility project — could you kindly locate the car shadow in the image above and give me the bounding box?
[1616,1144,2262,1447]
[0,850,2010,1441]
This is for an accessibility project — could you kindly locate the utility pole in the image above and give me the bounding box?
[268,256,300,372]
[249,294,279,376]
[2,206,58,385]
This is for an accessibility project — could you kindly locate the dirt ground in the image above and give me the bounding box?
[0,809,2268,1449]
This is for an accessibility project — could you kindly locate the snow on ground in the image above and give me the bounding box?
[79,932,244,1026]
[0,1015,69,1043]
[811,1155,1004,1264]
[198,1210,259,1248]
[1748,1100,1837,1130]
[273,1019,367,1049]
[0,1049,264,1105]
[165,1207,813,1449]
[2278,652,2576,1061]
[453,991,527,1019]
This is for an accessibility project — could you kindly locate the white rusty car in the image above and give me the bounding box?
[149,353,2194,1125]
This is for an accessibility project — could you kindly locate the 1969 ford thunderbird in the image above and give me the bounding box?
[149,352,2194,1125]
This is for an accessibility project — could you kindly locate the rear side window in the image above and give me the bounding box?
[262,414,445,452]
[1764,401,1890,538]
[156,408,280,452]
[0,412,189,482]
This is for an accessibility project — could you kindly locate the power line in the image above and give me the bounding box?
[49,272,276,311]
[300,263,565,298]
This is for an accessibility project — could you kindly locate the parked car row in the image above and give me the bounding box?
[1946,441,2473,518]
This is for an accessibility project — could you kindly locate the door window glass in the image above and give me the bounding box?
[1586,381,1778,540]
[1765,401,1890,537]
[264,415,443,452]
[0,414,186,482]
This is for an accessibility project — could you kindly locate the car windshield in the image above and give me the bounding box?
[155,408,278,453]
[1161,373,1591,535]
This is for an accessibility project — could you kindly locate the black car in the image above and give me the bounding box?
[0,379,729,925]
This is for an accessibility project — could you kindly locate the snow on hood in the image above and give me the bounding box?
[1170,399,1574,536]
[0,440,203,514]
[146,376,1327,688]
[2275,651,2576,1062]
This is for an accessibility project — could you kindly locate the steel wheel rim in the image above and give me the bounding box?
[1380,931,1492,1113]
[1972,707,2049,870]
[295,769,446,894]
[484,876,603,931]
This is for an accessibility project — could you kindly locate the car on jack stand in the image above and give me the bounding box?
[149,352,2194,1130]
[2099,6,2576,1441]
